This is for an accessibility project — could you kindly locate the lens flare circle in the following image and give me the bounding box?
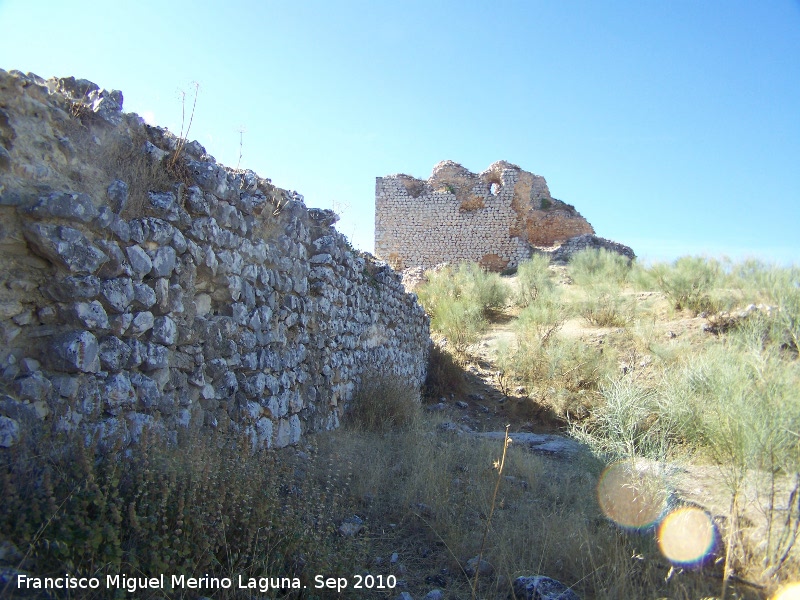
[596,461,669,530]
[773,583,800,600]
[658,506,716,566]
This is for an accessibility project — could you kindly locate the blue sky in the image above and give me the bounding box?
[1,1,798,263]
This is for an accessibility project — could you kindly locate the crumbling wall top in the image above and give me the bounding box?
[375,160,595,271]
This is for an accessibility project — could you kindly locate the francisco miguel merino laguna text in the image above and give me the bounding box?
[16,574,303,594]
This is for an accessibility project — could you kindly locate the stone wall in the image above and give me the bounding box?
[549,234,636,264]
[375,160,595,272]
[0,69,429,450]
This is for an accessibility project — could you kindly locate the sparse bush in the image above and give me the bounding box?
[764,266,800,353]
[516,291,564,331]
[568,248,631,287]
[498,311,610,419]
[98,126,194,219]
[346,374,421,432]
[318,411,730,600]
[457,262,508,314]
[432,297,484,349]
[98,129,174,217]
[574,312,800,584]
[650,256,725,314]
[416,262,509,350]
[729,258,776,295]
[629,260,659,290]
[515,253,554,306]
[579,284,634,327]
[572,377,678,462]
[663,329,800,469]
[721,261,800,352]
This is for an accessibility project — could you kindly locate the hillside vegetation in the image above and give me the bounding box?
[3,250,799,600]
[414,250,800,599]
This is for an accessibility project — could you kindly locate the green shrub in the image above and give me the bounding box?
[628,261,659,291]
[579,285,634,327]
[568,248,631,287]
[416,263,509,350]
[728,258,775,295]
[498,308,611,419]
[664,330,800,470]
[650,256,725,314]
[432,298,484,349]
[721,261,800,351]
[516,290,565,330]
[515,254,554,306]
[763,266,800,353]
[572,377,678,462]
[456,262,508,313]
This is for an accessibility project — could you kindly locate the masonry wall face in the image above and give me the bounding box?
[0,70,429,450]
[376,174,531,271]
[375,161,595,272]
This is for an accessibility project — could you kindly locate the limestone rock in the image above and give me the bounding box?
[23,223,108,274]
[130,372,160,408]
[126,245,152,278]
[46,331,100,373]
[25,191,98,223]
[99,336,131,371]
[72,300,109,330]
[511,576,580,600]
[475,431,584,457]
[12,372,52,401]
[101,277,135,313]
[549,234,635,264]
[107,179,129,213]
[151,316,177,345]
[337,515,364,537]
[104,372,136,414]
[132,282,157,309]
[464,556,493,578]
[148,246,176,278]
[46,275,101,302]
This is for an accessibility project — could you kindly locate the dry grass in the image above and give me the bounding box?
[424,342,467,400]
[345,374,422,433]
[0,424,366,599]
[98,130,174,218]
[308,416,758,599]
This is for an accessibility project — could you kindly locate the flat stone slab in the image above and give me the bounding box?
[474,431,585,457]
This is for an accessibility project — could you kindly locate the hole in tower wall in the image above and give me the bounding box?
[489,182,501,196]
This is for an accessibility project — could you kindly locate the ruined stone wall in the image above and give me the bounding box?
[375,160,595,272]
[549,234,636,264]
[0,69,429,450]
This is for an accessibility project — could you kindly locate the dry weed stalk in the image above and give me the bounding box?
[471,424,511,599]
[168,81,199,172]
[236,126,246,170]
